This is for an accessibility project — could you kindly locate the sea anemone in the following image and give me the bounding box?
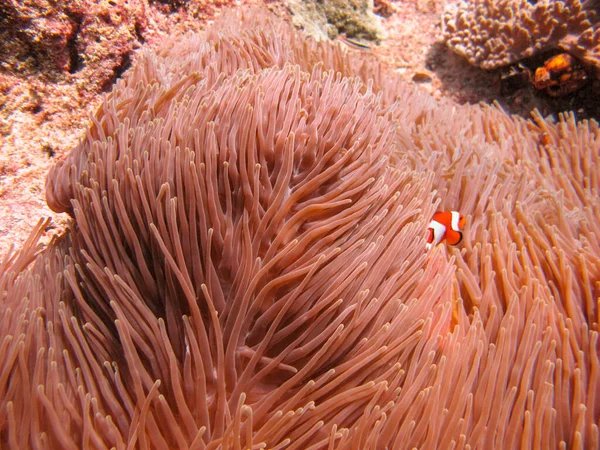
[1,7,598,449]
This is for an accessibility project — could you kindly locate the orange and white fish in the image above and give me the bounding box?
[426,211,465,250]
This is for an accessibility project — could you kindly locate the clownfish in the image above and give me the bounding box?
[426,211,465,250]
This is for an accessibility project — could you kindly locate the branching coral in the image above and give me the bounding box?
[442,0,600,71]
[1,7,599,449]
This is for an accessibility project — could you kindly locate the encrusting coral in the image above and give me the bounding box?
[1,7,599,449]
[0,0,147,82]
[442,0,600,71]
[285,0,386,43]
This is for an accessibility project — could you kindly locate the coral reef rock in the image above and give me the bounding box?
[285,0,386,42]
[0,0,146,84]
[442,0,600,72]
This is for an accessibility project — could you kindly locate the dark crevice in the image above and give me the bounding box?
[114,52,132,79]
[42,143,55,158]
[151,0,188,12]
[102,52,132,91]
[134,21,146,44]
[66,12,83,74]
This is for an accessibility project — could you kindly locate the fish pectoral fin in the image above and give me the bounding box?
[455,231,463,245]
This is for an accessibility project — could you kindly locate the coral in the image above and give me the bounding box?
[0,0,75,73]
[373,0,398,18]
[285,0,386,42]
[2,7,600,449]
[442,0,600,71]
[0,0,146,86]
[74,0,147,88]
[187,0,239,20]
